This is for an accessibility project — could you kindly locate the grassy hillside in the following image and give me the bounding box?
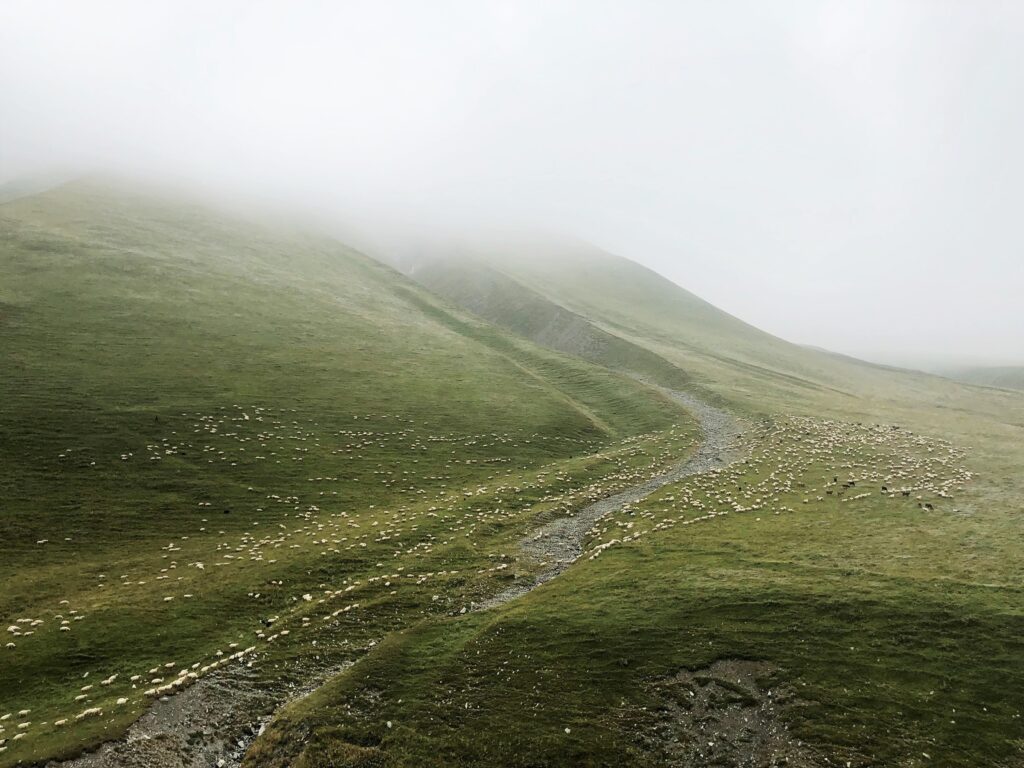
[0,181,700,765]
[246,238,1024,767]
[3,185,1023,767]
[412,240,1024,450]
[414,257,691,391]
[251,416,1024,767]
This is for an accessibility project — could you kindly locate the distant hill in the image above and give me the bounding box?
[405,237,995,423]
[0,172,70,204]
[943,366,1024,390]
[414,257,691,391]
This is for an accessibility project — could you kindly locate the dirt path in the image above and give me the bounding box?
[49,660,351,768]
[50,388,740,768]
[636,659,827,767]
[475,388,743,610]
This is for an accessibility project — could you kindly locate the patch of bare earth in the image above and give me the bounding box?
[634,660,839,768]
[49,661,351,768]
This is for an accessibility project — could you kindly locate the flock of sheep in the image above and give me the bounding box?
[584,416,970,560]
[1,406,685,757]
[1,405,967,760]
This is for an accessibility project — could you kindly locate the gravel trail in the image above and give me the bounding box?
[475,388,743,610]
[48,659,352,768]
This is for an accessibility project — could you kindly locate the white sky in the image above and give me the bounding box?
[1,1,1021,367]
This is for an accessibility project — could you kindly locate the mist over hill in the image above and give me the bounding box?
[1,177,1023,768]
[2,3,1023,766]
[940,366,1024,391]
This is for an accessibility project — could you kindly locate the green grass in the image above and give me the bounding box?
[249,416,1024,768]
[0,181,698,765]
[245,240,1024,766]
[3,180,1023,767]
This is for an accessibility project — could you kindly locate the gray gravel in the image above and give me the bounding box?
[475,388,743,610]
[638,660,827,767]
[48,661,351,768]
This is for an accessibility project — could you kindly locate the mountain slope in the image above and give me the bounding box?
[1,181,683,438]
[943,365,1024,390]
[414,257,691,391]
[4,182,1024,768]
[0,181,698,766]
[236,232,1024,768]
[407,238,1023,436]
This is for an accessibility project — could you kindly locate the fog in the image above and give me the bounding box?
[2,1,1021,368]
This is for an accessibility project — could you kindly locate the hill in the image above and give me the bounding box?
[414,257,691,391]
[248,236,1024,767]
[0,180,698,765]
[3,183,1024,768]
[943,365,1024,390]
[410,239,1020,433]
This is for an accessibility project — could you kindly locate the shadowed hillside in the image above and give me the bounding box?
[414,257,691,391]
[0,181,697,766]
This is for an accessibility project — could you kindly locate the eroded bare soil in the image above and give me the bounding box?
[635,660,830,768]
[50,661,350,768]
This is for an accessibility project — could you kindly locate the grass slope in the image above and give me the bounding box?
[413,257,691,390]
[247,239,1024,766]
[4,187,1023,767]
[0,181,699,765]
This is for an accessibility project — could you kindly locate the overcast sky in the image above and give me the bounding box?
[1,1,1021,367]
